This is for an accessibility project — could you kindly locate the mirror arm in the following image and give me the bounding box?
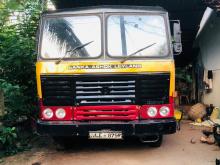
[170,20,182,55]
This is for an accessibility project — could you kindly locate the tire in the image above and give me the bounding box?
[148,135,163,147]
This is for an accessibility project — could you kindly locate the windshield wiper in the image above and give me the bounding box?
[120,43,156,63]
[55,41,94,65]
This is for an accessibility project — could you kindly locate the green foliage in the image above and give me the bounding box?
[176,65,193,95]
[176,66,192,83]
[0,80,27,123]
[0,126,17,156]
[0,0,43,156]
[0,0,42,120]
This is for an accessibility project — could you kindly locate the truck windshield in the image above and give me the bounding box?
[107,15,169,57]
[40,15,101,59]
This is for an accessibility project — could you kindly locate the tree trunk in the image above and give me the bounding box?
[0,90,5,117]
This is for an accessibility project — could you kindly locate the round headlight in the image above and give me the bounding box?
[43,108,53,119]
[159,106,170,117]
[55,108,66,119]
[147,107,157,117]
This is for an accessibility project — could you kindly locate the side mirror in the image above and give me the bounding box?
[170,20,182,55]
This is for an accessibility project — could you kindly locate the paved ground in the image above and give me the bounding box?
[2,120,220,165]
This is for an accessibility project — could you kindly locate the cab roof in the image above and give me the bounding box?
[43,5,167,16]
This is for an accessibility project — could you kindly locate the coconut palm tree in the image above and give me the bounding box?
[44,18,89,57]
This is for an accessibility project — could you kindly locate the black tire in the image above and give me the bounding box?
[148,135,163,147]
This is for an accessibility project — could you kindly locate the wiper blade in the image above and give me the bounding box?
[55,41,94,65]
[120,43,156,63]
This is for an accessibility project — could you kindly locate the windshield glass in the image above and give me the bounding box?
[41,15,101,59]
[107,15,169,57]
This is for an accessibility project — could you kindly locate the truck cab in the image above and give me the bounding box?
[36,6,180,147]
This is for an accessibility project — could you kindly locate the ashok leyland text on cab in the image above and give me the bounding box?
[36,6,182,147]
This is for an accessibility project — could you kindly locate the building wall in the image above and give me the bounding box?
[197,12,220,107]
[202,70,220,107]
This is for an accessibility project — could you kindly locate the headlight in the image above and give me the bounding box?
[147,107,157,117]
[159,106,170,117]
[43,108,53,119]
[55,108,66,119]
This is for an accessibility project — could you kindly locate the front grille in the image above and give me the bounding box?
[75,78,135,105]
[41,76,75,106]
[41,73,170,106]
[137,74,170,104]
[75,105,138,121]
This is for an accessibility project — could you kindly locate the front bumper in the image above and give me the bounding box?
[36,118,176,137]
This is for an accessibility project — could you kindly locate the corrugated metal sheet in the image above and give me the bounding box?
[203,0,220,11]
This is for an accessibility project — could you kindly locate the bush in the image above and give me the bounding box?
[0,80,27,124]
[0,0,42,119]
[0,0,43,156]
[0,126,17,156]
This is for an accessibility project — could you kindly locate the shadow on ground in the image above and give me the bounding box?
[37,136,155,153]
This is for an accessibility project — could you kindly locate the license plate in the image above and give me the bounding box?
[89,131,123,139]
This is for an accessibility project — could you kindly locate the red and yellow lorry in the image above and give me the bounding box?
[36,6,182,147]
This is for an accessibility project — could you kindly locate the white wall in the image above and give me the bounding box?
[202,70,220,107]
[197,13,220,107]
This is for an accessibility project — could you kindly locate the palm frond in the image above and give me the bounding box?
[44,18,89,57]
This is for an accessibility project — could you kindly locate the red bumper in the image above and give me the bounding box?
[40,104,174,121]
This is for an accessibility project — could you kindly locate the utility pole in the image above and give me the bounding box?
[120,16,127,56]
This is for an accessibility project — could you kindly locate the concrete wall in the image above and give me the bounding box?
[196,12,220,107]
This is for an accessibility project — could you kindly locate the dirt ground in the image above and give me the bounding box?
[1,120,220,165]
